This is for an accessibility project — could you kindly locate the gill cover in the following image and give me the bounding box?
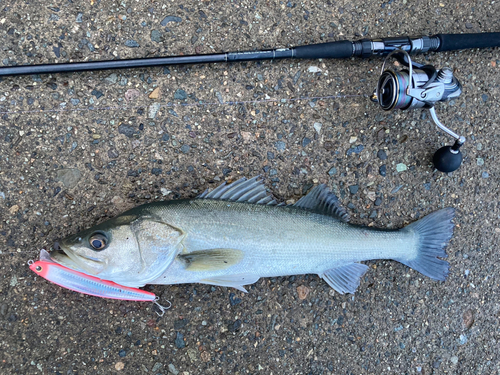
[127,216,185,286]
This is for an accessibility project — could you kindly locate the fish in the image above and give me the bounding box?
[50,176,455,295]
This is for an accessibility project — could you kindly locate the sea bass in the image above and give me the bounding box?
[51,177,455,294]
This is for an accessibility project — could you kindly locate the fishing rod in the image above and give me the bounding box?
[1,32,499,172]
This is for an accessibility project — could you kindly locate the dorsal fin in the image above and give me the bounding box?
[293,184,350,222]
[197,176,278,205]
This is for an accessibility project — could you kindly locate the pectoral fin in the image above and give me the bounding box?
[199,273,261,293]
[320,263,369,294]
[178,249,244,271]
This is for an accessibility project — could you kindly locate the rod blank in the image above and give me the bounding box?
[0,32,498,77]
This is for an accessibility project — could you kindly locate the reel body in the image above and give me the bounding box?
[372,50,466,172]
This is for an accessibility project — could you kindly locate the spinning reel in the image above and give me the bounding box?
[371,50,466,172]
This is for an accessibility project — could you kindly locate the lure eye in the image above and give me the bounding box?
[89,233,108,251]
[35,265,42,272]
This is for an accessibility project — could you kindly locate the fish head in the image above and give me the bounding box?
[53,212,185,287]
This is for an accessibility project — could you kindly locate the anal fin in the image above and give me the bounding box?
[199,273,260,293]
[320,263,369,294]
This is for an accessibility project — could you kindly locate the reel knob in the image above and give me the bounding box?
[432,139,464,173]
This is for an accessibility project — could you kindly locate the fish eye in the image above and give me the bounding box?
[89,233,108,251]
[35,265,42,272]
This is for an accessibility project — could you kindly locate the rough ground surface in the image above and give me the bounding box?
[0,1,499,374]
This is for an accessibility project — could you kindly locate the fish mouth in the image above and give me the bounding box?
[50,248,106,276]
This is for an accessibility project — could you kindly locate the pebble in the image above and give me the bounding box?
[476,143,482,151]
[70,98,80,106]
[302,137,311,147]
[115,362,125,371]
[111,196,124,205]
[450,356,459,365]
[151,168,162,176]
[349,185,359,194]
[10,275,18,287]
[180,145,190,154]
[379,165,386,177]
[149,87,160,99]
[118,349,126,357]
[349,136,357,144]
[377,150,387,160]
[174,89,187,100]
[152,362,163,372]
[168,363,179,375]
[56,168,82,188]
[91,89,103,99]
[151,29,162,42]
[174,332,186,349]
[374,197,382,206]
[229,292,241,306]
[161,16,182,26]
[297,285,310,300]
[228,319,242,332]
[328,167,337,176]
[125,89,141,102]
[76,13,83,23]
[463,309,474,330]
[275,141,286,151]
[396,163,407,172]
[105,73,118,84]
[476,158,484,166]
[118,124,138,138]
[124,39,140,48]
[161,188,171,196]
[313,122,322,134]
[459,334,468,345]
[482,171,489,178]
[108,149,119,159]
[187,348,198,362]
[9,205,19,215]
[148,103,161,119]
[307,66,322,73]
[481,94,488,102]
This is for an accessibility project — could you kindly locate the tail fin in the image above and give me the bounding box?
[396,208,455,281]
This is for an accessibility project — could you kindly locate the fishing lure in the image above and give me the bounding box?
[29,249,170,315]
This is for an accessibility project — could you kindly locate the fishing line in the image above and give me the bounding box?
[0,93,368,116]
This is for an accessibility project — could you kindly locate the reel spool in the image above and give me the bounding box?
[371,50,466,172]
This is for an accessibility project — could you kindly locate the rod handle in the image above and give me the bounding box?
[294,40,354,59]
[435,32,500,52]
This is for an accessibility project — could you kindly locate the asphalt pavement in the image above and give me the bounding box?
[0,1,499,374]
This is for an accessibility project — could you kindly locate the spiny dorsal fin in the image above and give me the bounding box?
[197,176,278,205]
[293,184,350,222]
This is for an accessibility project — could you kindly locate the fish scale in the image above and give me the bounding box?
[155,200,412,279]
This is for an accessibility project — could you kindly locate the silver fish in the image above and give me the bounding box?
[52,177,455,294]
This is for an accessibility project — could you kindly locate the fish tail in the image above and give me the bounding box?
[395,208,455,281]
